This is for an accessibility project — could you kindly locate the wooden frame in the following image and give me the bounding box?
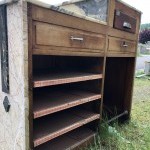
[27,1,141,149]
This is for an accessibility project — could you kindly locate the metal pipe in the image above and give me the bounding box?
[106,110,128,124]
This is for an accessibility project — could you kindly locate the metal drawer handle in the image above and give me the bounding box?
[123,22,132,29]
[70,36,84,41]
[122,41,128,47]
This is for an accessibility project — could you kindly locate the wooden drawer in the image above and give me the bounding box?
[113,0,141,35]
[108,37,136,53]
[33,22,105,53]
[114,10,137,34]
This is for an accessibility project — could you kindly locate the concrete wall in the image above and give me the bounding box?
[0,1,29,150]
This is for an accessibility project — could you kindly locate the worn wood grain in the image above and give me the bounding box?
[31,4,108,34]
[26,1,141,149]
[114,10,136,33]
[34,21,106,51]
[27,3,34,149]
[108,36,136,53]
[33,90,101,118]
[33,71,102,88]
[33,109,100,147]
[115,0,141,34]
[35,127,96,150]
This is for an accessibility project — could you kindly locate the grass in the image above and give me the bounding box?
[86,78,150,150]
[135,69,145,76]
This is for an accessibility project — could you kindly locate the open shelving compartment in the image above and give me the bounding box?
[32,55,104,149]
[34,125,97,150]
[103,57,136,121]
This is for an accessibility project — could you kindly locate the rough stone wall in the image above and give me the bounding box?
[0,1,29,150]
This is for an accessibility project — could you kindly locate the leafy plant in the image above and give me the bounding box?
[139,29,150,44]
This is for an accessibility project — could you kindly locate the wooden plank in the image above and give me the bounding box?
[0,5,9,93]
[108,27,138,41]
[108,0,115,27]
[34,90,101,118]
[33,72,103,88]
[33,44,105,53]
[27,3,34,149]
[35,127,96,150]
[33,48,105,57]
[33,109,100,147]
[30,4,108,35]
[123,58,136,120]
[106,53,136,57]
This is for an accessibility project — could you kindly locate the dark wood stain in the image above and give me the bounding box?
[114,10,137,33]
[26,1,141,149]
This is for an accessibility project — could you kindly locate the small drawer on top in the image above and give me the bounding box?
[33,22,105,54]
[114,10,137,34]
[108,37,136,54]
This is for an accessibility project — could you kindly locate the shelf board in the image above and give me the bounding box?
[35,127,96,150]
[33,90,101,118]
[33,72,102,88]
[33,109,100,147]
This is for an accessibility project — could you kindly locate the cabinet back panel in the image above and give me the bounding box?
[103,57,135,119]
[33,55,104,74]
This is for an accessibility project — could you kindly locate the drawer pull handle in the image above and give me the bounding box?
[70,36,84,41]
[122,41,128,47]
[123,22,132,29]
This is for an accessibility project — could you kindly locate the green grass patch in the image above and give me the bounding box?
[135,70,145,76]
[86,78,150,150]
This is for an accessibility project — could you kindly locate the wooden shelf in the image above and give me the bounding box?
[33,90,101,118]
[33,109,100,147]
[33,71,102,88]
[35,127,96,150]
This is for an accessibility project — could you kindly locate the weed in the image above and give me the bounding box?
[86,78,150,150]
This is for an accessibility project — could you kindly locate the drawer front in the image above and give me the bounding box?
[114,10,137,34]
[34,22,105,51]
[108,37,136,53]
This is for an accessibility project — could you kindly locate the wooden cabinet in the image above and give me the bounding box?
[0,0,141,150]
[26,0,141,149]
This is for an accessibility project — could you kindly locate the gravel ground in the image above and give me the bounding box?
[136,55,150,70]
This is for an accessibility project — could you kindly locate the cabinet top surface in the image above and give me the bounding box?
[27,0,108,25]
[0,0,141,25]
